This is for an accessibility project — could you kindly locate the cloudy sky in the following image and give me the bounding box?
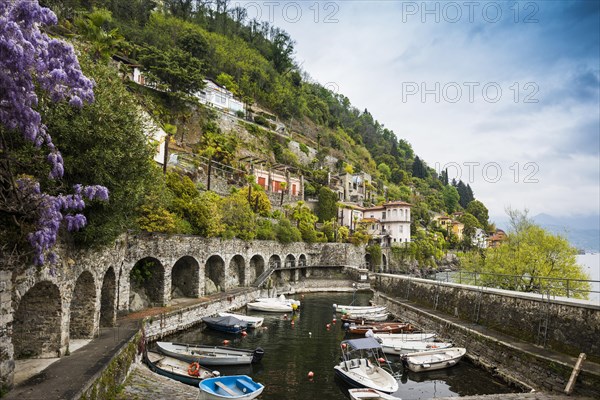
[239,1,599,223]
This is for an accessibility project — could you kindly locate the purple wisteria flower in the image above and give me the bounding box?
[1,1,108,266]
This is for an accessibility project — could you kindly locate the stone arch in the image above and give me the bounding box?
[100,267,116,327]
[171,256,200,298]
[70,271,97,339]
[382,254,388,271]
[285,254,296,268]
[249,255,265,284]
[205,255,225,294]
[299,254,307,267]
[129,257,165,310]
[13,281,62,358]
[229,255,246,287]
[268,254,281,269]
[365,253,372,271]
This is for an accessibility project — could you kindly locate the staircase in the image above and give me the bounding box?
[253,262,280,287]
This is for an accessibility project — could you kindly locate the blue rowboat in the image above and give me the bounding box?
[199,375,264,399]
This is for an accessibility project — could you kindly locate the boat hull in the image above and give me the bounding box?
[334,361,399,394]
[403,347,466,372]
[145,351,217,387]
[199,375,264,399]
[218,312,264,329]
[156,342,263,366]
[379,341,453,355]
[247,301,292,312]
[348,323,412,335]
[348,388,400,400]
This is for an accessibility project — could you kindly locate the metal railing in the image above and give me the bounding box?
[428,270,599,300]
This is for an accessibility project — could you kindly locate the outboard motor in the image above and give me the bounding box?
[252,347,265,363]
[401,354,409,370]
[343,322,350,330]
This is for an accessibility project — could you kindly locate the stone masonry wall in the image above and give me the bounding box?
[0,235,364,391]
[373,274,600,397]
[373,274,600,362]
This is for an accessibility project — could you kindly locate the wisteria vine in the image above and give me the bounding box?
[1,1,108,265]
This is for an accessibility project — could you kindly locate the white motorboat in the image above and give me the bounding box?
[334,304,387,314]
[377,339,453,355]
[247,301,293,312]
[217,312,264,328]
[343,312,390,322]
[256,294,301,307]
[348,388,401,399]
[373,332,437,342]
[401,347,467,372]
[156,342,264,366]
[333,337,399,394]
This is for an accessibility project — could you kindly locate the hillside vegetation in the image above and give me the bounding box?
[3,1,493,267]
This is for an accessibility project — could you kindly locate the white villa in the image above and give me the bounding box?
[195,80,245,115]
[338,201,412,246]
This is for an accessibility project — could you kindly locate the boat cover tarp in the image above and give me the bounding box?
[202,316,247,327]
[344,337,382,350]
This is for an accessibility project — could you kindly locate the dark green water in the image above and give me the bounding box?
[162,292,519,399]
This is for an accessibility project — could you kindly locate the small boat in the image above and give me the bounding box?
[347,322,413,335]
[145,351,219,387]
[333,337,399,394]
[401,347,467,372]
[334,304,387,314]
[342,313,390,323]
[156,342,264,366]
[373,332,437,342]
[247,301,293,312]
[378,339,453,355]
[256,294,301,307]
[202,316,248,334]
[218,312,264,328]
[199,375,264,399]
[348,388,401,399]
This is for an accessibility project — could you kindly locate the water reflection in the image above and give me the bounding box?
[161,292,518,399]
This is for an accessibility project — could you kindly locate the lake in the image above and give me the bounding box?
[577,253,600,304]
[161,292,519,399]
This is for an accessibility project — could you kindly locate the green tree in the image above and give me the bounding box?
[466,200,489,229]
[42,56,156,245]
[316,186,338,222]
[377,162,391,181]
[275,217,302,243]
[137,44,205,95]
[221,192,256,240]
[460,212,591,299]
[442,185,460,214]
[74,8,124,61]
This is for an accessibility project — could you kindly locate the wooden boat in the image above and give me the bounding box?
[247,301,292,312]
[218,312,264,328]
[348,388,401,399]
[401,347,466,372]
[333,337,399,394]
[347,322,413,335]
[373,332,437,342]
[156,342,264,366]
[202,316,248,334]
[199,375,264,399]
[334,304,387,314]
[145,351,219,387]
[342,313,390,323]
[377,339,453,355]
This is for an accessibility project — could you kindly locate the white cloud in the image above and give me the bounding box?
[254,1,600,219]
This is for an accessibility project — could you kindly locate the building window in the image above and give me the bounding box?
[382,212,386,220]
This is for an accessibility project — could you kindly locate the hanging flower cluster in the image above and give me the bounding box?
[1,1,108,265]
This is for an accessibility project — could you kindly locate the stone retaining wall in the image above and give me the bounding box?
[373,274,600,398]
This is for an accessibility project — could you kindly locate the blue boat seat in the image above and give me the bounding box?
[236,378,255,393]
